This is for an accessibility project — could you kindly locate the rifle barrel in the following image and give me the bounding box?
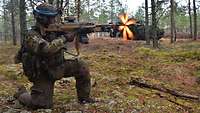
[44,23,112,33]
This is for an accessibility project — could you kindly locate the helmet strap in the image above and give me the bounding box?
[36,21,46,36]
[40,26,46,36]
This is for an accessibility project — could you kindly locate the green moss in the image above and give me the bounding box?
[135,47,169,57]
[0,42,200,112]
[194,70,200,77]
[133,69,146,76]
[54,92,75,104]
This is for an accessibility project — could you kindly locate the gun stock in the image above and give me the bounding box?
[43,23,96,33]
[43,23,112,34]
[42,22,113,56]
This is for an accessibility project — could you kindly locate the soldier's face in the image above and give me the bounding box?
[35,16,55,27]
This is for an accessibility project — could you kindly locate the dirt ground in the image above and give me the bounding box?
[0,37,200,113]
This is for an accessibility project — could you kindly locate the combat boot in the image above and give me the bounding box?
[13,85,28,99]
[12,85,28,109]
[78,97,95,104]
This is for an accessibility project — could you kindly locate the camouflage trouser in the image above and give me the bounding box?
[17,59,91,109]
[63,59,91,100]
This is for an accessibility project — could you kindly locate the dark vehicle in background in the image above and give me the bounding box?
[110,19,164,40]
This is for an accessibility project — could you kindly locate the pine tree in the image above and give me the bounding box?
[193,0,197,40]
[188,0,193,39]
[2,0,8,42]
[48,0,54,4]
[145,0,150,45]
[19,0,27,44]
[11,0,17,45]
[151,0,158,48]
[170,0,176,43]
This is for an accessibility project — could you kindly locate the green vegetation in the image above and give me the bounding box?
[0,39,200,112]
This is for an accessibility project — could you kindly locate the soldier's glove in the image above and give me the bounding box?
[63,32,76,42]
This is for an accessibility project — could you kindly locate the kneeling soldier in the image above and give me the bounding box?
[14,3,94,109]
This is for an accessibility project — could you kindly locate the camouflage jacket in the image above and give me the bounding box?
[18,27,68,81]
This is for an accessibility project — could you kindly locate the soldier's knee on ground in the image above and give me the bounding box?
[18,92,31,107]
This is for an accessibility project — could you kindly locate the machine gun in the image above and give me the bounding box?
[43,17,112,56]
[43,22,111,42]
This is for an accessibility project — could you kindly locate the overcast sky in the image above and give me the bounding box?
[0,0,192,16]
[126,0,189,15]
[126,0,144,14]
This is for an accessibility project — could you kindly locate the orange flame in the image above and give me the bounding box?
[119,13,136,40]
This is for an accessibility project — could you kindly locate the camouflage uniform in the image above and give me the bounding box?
[14,3,92,109]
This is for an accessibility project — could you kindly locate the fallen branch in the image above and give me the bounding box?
[156,93,193,112]
[129,77,200,101]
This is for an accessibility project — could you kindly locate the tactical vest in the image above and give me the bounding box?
[18,27,65,81]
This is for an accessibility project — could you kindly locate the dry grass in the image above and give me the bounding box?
[0,38,200,113]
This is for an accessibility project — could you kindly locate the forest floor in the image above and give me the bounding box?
[0,37,200,113]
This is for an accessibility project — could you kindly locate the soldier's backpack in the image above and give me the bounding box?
[15,31,39,82]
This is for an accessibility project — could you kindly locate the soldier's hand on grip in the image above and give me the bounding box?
[63,32,76,42]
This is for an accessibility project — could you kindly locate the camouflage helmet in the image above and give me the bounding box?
[33,3,58,25]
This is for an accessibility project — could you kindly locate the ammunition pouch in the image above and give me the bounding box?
[22,52,65,81]
[22,52,38,82]
[41,50,65,80]
[46,64,65,80]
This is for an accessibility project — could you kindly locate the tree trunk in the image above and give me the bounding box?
[48,0,54,4]
[87,0,90,21]
[110,0,114,23]
[56,0,60,9]
[29,0,34,10]
[193,0,197,40]
[19,0,27,44]
[145,0,150,45]
[174,27,177,42]
[65,0,69,16]
[188,0,193,39]
[151,0,158,48]
[77,0,80,22]
[56,0,63,23]
[11,0,17,45]
[60,0,64,7]
[3,0,7,42]
[170,0,176,43]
